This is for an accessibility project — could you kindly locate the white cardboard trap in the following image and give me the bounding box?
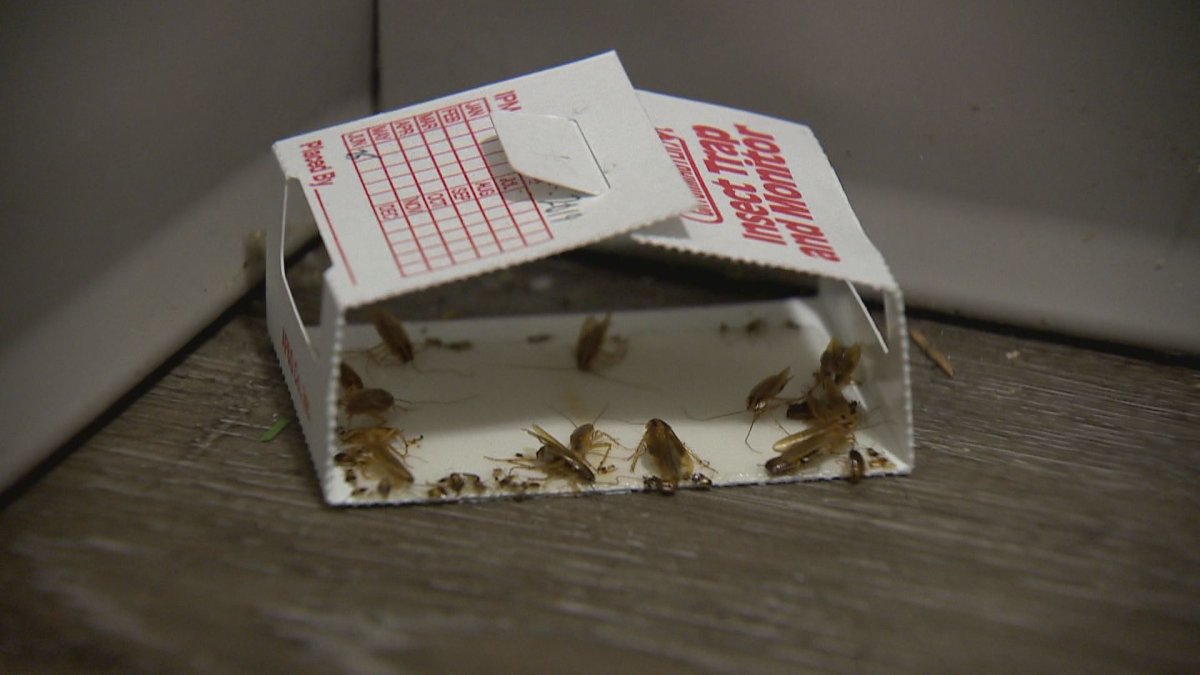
[269,52,912,506]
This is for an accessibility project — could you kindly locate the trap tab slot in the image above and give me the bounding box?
[491,111,609,196]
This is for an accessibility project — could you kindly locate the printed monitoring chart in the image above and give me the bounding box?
[276,52,697,304]
[341,98,552,278]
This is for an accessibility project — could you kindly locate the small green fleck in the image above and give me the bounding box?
[260,416,292,442]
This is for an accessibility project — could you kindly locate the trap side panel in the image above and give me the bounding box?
[816,279,913,467]
[326,299,907,505]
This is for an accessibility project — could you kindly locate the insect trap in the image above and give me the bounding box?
[268,52,912,506]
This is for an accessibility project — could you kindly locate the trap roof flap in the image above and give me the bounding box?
[272,51,696,308]
[633,91,898,294]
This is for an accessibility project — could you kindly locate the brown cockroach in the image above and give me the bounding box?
[488,419,606,488]
[574,313,610,371]
[521,425,597,484]
[629,418,711,495]
[688,367,794,449]
[568,420,619,474]
[341,387,404,425]
[847,449,866,484]
[747,367,792,414]
[573,313,628,372]
[557,405,620,471]
[368,306,415,364]
[788,339,863,423]
[719,317,766,336]
[818,338,861,388]
[337,426,416,498]
[427,472,485,499]
[339,425,421,453]
[339,361,364,393]
[766,400,862,477]
[492,466,539,497]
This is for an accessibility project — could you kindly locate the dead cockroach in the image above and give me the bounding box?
[574,313,626,371]
[337,426,416,498]
[790,339,863,423]
[557,405,620,471]
[847,449,865,484]
[423,337,473,352]
[629,418,712,495]
[368,306,415,364]
[766,401,862,476]
[747,367,792,415]
[742,366,796,447]
[440,472,483,495]
[492,466,539,498]
[363,444,414,491]
[720,317,767,336]
[427,472,485,499]
[487,422,602,489]
[521,425,597,484]
[339,361,364,393]
[570,420,619,474]
[819,338,861,388]
[688,367,794,448]
[341,387,404,425]
[340,425,404,450]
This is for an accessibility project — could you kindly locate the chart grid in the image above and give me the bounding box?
[341,98,552,277]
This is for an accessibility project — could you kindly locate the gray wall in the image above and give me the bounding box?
[0,2,374,489]
[379,0,1200,351]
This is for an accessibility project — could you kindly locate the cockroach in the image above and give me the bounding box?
[526,333,552,344]
[337,426,415,497]
[486,425,596,488]
[819,338,861,388]
[574,313,618,371]
[569,421,619,473]
[341,387,403,425]
[720,318,766,335]
[423,337,473,352]
[340,425,412,451]
[688,365,791,419]
[427,472,484,499]
[492,467,538,497]
[558,405,620,470]
[521,425,597,484]
[847,449,865,484]
[629,418,711,495]
[740,366,796,447]
[766,401,862,476]
[747,367,792,414]
[339,361,364,393]
[689,367,794,449]
[790,339,863,424]
[368,306,415,364]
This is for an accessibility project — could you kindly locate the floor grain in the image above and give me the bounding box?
[2,253,1198,673]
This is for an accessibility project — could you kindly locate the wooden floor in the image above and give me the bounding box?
[2,251,1198,673]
